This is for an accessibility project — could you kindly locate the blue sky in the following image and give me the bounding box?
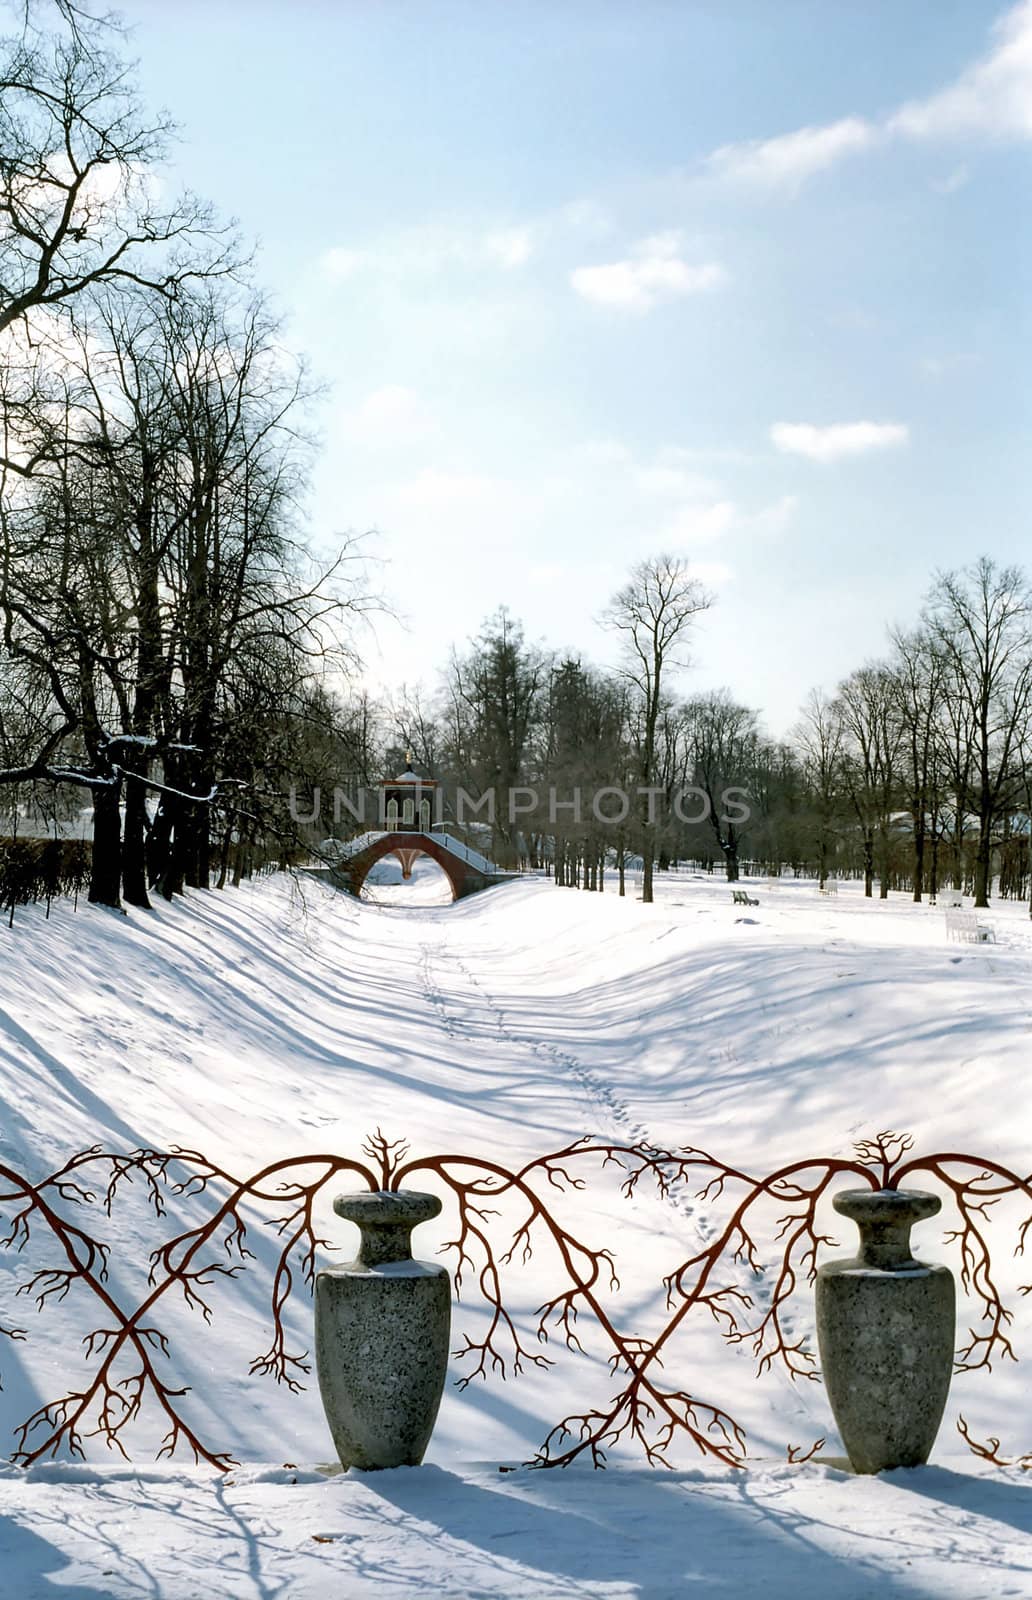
[119,0,1030,733]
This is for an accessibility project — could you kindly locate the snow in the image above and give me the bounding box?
[361,854,455,906]
[1,1458,1030,1599]
[0,860,1031,1594]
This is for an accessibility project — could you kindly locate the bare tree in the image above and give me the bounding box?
[601,555,711,903]
[924,558,1032,908]
[795,688,843,890]
[0,3,229,350]
[835,664,901,898]
[888,627,946,902]
[680,691,758,882]
[445,609,544,867]
[392,684,441,778]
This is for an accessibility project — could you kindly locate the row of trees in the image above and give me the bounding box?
[368,555,1032,913]
[0,3,369,910]
[795,558,1032,909]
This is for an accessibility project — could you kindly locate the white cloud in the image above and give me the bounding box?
[770,421,909,463]
[578,438,634,467]
[919,351,980,381]
[573,440,794,551]
[365,466,546,563]
[483,227,535,268]
[343,385,434,442]
[318,222,537,283]
[685,560,734,587]
[662,490,799,546]
[707,117,879,188]
[750,493,800,533]
[321,247,368,281]
[559,198,613,236]
[889,1,1032,141]
[705,2,1032,190]
[528,561,568,586]
[656,442,763,468]
[570,233,726,312]
[932,163,971,194]
[662,499,739,544]
[634,464,722,499]
[390,468,510,515]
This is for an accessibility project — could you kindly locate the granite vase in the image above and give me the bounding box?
[816,1188,955,1474]
[315,1190,451,1470]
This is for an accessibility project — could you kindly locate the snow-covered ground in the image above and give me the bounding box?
[0,862,1030,1596]
[361,852,455,906]
[2,1457,1029,1600]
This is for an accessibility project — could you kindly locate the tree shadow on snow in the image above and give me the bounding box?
[887,1464,1032,1541]
[0,1510,124,1599]
[365,1463,938,1600]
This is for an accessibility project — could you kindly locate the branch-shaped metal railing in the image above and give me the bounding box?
[0,1131,1028,1471]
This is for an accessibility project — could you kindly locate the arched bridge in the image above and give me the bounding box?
[324,831,512,901]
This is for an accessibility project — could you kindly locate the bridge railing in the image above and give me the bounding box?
[322,827,507,877]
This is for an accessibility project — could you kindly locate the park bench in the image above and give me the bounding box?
[944,908,995,944]
[818,882,838,896]
[731,889,759,907]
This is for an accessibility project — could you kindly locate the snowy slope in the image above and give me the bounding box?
[0,863,1030,1594]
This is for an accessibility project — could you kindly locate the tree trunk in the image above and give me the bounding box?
[147,796,173,889]
[878,824,889,899]
[951,810,964,892]
[912,822,925,903]
[974,814,992,908]
[157,792,188,901]
[89,782,124,909]
[216,825,233,890]
[121,776,151,908]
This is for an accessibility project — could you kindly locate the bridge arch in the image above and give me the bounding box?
[340,830,490,901]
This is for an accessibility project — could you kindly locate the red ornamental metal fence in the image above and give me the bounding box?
[0,1130,1029,1471]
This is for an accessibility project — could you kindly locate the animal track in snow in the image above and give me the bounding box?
[419,939,712,1241]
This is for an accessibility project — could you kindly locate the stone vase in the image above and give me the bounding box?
[816,1188,955,1474]
[315,1190,450,1470]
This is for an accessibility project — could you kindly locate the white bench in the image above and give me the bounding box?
[945,908,995,944]
[818,882,838,896]
[731,889,758,907]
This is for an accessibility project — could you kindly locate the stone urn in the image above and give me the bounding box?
[816,1188,955,1474]
[315,1190,451,1470]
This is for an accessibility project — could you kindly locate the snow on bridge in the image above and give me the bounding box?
[320,830,514,900]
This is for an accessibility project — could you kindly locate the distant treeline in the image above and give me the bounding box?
[344,553,1032,915]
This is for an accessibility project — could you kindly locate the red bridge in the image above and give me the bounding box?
[326,831,512,901]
